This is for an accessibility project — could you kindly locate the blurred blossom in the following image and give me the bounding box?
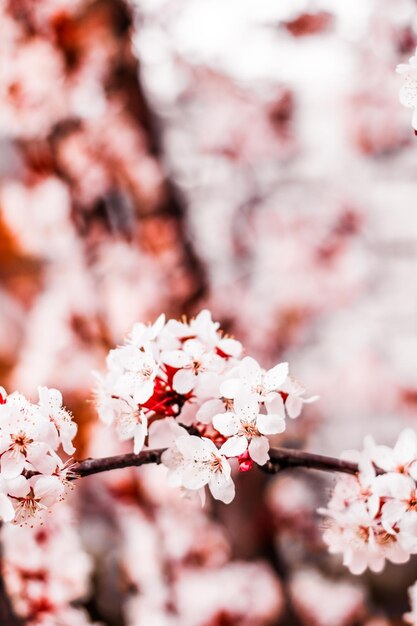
[2,502,97,625]
[290,569,366,626]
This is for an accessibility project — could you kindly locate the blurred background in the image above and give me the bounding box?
[1,0,417,624]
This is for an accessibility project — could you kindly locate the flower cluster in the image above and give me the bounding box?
[0,386,76,524]
[95,310,316,503]
[320,429,417,575]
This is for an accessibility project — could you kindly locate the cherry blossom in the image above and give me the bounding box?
[213,393,285,465]
[38,386,77,455]
[369,428,417,476]
[95,310,315,495]
[162,339,224,395]
[107,345,158,405]
[162,434,235,504]
[0,388,76,523]
[221,356,289,402]
[130,313,166,348]
[13,475,65,525]
[321,430,417,575]
[280,376,319,419]
[0,394,60,479]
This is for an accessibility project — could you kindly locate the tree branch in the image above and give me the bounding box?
[72,448,165,478]
[71,446,361,480]
[264,447,360,475]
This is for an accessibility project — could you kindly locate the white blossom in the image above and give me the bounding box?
[0,389,74,523]
[213,393,285,465]
[162,435,235,504]
[321,430,417,575]
[221,356,288,402]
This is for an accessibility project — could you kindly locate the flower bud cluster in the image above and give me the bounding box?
[0,386,77,523]
[321,429,417,574]
[95,310,316,503]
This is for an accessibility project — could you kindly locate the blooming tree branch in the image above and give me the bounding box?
[4,308,417,626]
[70,445,361,480]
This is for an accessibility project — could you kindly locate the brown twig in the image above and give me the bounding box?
[71,446,361,480]
[264,447,360,475]
[72,448,165,478]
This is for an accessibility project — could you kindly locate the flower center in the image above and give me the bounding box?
[14,491,46,523]
[192,360,202,373]
[10,432,33,456]
[140,366,154,380]
[254,385,265,396]
[240,421,259,438]
[376,530,397,545]
[208,453,223,473]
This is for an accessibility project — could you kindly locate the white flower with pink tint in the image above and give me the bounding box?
[321,431,417,574]
[13,475,65,524]
[162,338,224,395]
[0,389,74,522]
[221,356,288,402]
[213,393,285,465]
[107,345,158,404]
[115,403,148,455]
[38,387,77,455]
[370,428,417,476]
[162,435,235,504]
[95,310,314,486]
[280,376,319,418]
[0,394,58,479]
[375,473,417,553]
[130,313,166,349]
[0,475,29,523]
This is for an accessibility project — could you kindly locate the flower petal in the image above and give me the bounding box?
[197,399,225,424]
[1,451,25,479]
[219,435,247,458]
[0,494,14,522]
[208,472,235,504]
[234,393,259,421]
[248,436,270,465]
[264,362,289,392]
[162,350,191,368]
[239,357,262,389]
[285,395,303,419]
[212,412,239,437]
[257,412,286,436]
[172,369,196,395]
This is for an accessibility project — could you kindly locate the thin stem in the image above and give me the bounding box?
[71,446,360,480]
